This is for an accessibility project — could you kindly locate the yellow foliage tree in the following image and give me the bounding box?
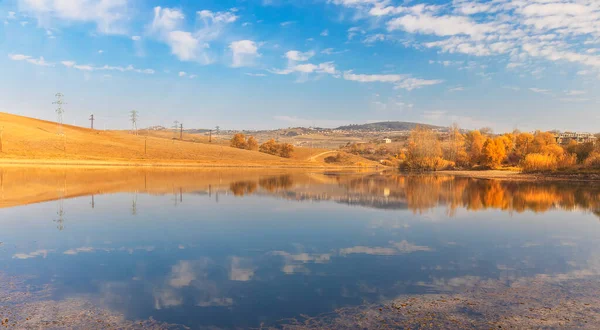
[259,139,279,155]
[230,133,247,149]
[531,131,557,153]
[465,130,485,166]
[481,137,507,168]
[246,136,259,150]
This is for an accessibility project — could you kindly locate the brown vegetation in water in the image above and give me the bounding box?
[264,276,600,329]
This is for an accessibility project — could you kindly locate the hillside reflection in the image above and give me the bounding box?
[0,167,598,218]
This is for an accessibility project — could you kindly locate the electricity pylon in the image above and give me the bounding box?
[53,93,66,135]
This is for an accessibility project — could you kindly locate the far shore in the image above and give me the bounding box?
[437,169,600,182]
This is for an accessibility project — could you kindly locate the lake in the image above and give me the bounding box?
[1,167,599,329]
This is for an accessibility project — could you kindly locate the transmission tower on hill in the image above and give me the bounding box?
[130,110,139,135]
[53,93,66,134]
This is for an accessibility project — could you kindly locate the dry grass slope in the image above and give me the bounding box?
[0,112,377,168]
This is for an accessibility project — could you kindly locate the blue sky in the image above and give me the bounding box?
[1,0,599,132]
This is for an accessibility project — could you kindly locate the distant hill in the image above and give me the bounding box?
[336,121,445,132]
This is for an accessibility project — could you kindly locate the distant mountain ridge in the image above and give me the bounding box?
[335,121,445,132]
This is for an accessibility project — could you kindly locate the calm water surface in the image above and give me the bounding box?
[0,168,599,328]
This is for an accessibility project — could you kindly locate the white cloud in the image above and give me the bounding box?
[60,60,154,74]
[9,54,30,61]
[395,77,444,90]
[529,87,550,94]
[18,0,131,35]
[363,33,386,44]
[321,48,348,55]
[342,71,443,90]
[131,35,141,41]
[320,29,329,36]
[9,54,53,66]
[566,90,586,96]
[343,72,406,83]
[178,71,186,77]
[230,40,260,67]
[197,9,238,24]
[369,5,405,17]
[150,6,184,33]
[387,13,492,37]
[331,0,600,76]
[448,86,465,92]
[7,11,16,20]
[245,73,267,77]
[98,49,104,54]
[347,26,365,40]
[506,62,523,69]
[149,6,237,64]
[280,21,295,27]
[271,62,338,76]
[166,30,207,62]
[285,50,315,62]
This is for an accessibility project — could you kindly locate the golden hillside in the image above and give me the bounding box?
[0,112,375,167]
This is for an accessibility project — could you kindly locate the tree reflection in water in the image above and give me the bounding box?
[228,174,600,218]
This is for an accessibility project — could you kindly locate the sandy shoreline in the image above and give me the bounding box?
[437,170,600,182]
[0,159,599,182]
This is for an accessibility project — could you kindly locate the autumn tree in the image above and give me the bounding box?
[280,143,295,158]
[246,136,259,150]
[513,132,534,161]
[230,133,247,149]
[566,141,595,163]
[531,131,557,153]
[259,139,294,158]
[465,130,485,166]
[259,139,279,155]
[498,134,514,154]
[481,137,507,168]
[405,126,443,170]
[443,124,468,166]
